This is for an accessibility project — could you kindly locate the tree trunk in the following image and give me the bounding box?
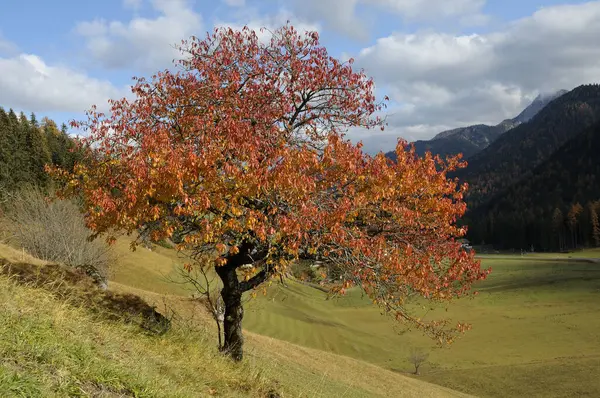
[215,249,248,362]
[214,241,272,362]
[221,285,244,361]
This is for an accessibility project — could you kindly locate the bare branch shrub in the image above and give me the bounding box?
[1,187,113,287]
[409,348,429,375]
[168,259,225,349]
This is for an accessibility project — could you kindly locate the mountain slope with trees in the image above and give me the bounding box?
[455,84,600,209]
[466,119,600,251]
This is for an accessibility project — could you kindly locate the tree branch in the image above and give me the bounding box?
[239,265,277,292]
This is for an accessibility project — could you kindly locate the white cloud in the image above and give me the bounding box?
[459,12,490,27]
[290,0,366,40]
[349,1,600,153]
[291,0,488,39]
[75,0,203,71]
[215,10,321,43]
[0,54,126,113]
[368,0,485,20]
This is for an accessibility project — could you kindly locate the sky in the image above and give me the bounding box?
[1,0,599,154]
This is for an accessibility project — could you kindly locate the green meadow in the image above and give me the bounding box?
[99,239,600,397]
[2,237,599,397]
[243,256,600,397]
[0,241,466,398]
[106,239,600,396]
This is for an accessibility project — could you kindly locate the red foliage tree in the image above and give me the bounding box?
[50,25,489,361]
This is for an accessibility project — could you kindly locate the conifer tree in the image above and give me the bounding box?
[25,113,51,185]
[0,107,12,188]
[552,208,564,251]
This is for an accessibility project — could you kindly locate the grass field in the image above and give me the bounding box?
[242,256,600,397]
[106,240,600,396]
[3,235,600,397]
[0,241,467,397]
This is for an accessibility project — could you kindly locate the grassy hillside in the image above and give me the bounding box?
[104,237,600,396]
[106,239,600,397]
[0,242,468,398]
[5,234,599,397]
[0,252,275,397]
[243,256,600,397]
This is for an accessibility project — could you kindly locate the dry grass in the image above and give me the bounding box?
[0,257,279,397]
[0,240,464,397]
[245,333,471,398]
[0,242,48,266]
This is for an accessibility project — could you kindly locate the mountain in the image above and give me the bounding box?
[512,89,569,124]
[385,89,566,161]
[465,118,600,250]
[412,120,518,159]
[455,84,600,210]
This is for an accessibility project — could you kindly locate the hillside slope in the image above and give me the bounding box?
[456,84,600,208]
[6,233,598,398]
[100,237,600,398]
[0,249,274,397]
[0,242,469,398]
[466,120,600,249]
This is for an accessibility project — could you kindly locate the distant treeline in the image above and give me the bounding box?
[0,107,80,191]
[467,200,600,253]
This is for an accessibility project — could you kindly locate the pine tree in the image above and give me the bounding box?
[0,110,78,190]
[9,112,34,186]
[25,112,51,185]
[1,109,26,189]
[29,112,39,128]
[0,107,12,189]
[45,118,69,168]
[552,208,564,251]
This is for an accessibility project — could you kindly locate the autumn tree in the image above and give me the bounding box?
[51,25,488,361]
[568,203,583,249]
[590,201,600,247]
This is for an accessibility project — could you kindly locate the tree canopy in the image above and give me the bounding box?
[51,25,488,360]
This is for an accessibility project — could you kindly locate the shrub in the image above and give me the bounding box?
[1,187,113,286]
[290,260,320,282]
[408,348,429,375]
